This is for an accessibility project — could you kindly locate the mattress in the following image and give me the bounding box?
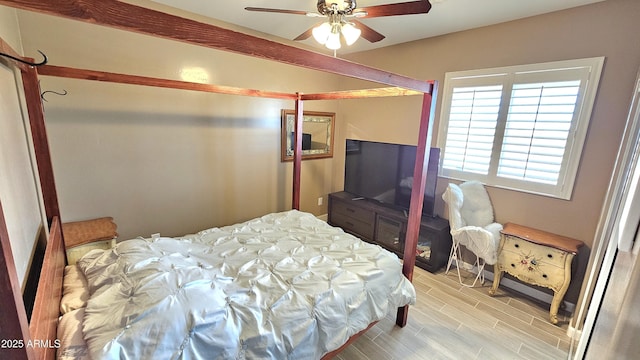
[76,210,416,359]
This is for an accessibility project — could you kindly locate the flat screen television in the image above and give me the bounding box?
[344,139,440,218]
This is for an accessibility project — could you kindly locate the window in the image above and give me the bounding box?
[437,57,604,199]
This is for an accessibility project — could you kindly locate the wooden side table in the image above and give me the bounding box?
[488,223,584,324]
[62,217,118,264]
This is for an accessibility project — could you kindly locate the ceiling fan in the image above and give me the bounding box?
[245,1,432,50]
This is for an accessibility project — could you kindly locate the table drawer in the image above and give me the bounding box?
[331,199,375,223]
[502,234,569,267]
[331,215,374,239]
[498,249,568,290]
[499,234,571,291]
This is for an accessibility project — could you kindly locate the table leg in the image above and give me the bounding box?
[549,293,561,324]
[550,279,571,324]
[488,265,502,296]
[549,254,574,324]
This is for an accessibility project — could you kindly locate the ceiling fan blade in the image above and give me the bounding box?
[351,20,385,43]
[294,27,315,41]
[244,7,310,16]
[353,1,432,18]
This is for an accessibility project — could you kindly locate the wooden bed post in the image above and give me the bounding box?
[292,95,303,210]
[21,65,61,226]
[0,201,34,360]
[397,82,438,327]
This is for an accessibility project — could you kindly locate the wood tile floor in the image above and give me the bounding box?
[337,266,572,360]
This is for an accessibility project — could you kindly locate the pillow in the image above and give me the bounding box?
[60,265,89,314]
[57,308,90,360]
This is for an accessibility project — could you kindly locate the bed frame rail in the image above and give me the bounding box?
[29,216,66,360]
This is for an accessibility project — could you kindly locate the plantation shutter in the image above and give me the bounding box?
[442,84,503,175]
[497,80,581,185]
[438,57,604,199]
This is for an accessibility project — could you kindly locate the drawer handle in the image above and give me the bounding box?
[510,263,516,268]
[514,243,520,248]
[542,274,548,279]
[547,254,553,259]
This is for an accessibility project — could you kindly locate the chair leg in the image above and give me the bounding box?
[476,258,486,286]
[446,240,471,286]
[463,255,485,288]
[445,239,460,275]
[447,242,486,288]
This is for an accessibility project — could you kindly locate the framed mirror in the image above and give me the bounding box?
[281,109,335,162]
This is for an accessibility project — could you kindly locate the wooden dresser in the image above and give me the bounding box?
[328,191,452,273]
[489,223,584,324]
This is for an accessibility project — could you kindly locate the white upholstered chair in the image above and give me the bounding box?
[442,181,502,287]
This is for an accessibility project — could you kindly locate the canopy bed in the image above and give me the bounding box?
[0,1,437,359]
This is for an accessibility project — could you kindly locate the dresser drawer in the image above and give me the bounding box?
[331,199,375,223]
[502,235,569,266]
[498,234,571,291]
[331,215,374,239]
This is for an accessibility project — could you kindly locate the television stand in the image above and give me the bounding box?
[328,191,452,273]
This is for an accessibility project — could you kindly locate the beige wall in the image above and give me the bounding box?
[338,0,640,303]
[0,5,21,51]
[15,4,343,240]
[0,5,44,288]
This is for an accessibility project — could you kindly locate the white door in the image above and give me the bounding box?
[574,69,640,358]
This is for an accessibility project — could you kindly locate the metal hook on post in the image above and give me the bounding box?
[0,50,48,67]
[41,89,68,102]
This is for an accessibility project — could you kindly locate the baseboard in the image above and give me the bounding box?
[456,261,576,313]
[566,325,582,339]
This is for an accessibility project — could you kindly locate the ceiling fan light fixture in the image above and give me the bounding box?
[341,22,361,46]
[248,0,432,51]
[325,30,342,50]
[312,22,332,44]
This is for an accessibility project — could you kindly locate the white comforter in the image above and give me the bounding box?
[77,210,416,359]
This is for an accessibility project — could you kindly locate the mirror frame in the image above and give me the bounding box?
[281,109,335,162]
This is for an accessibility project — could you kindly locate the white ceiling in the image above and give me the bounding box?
[151,0,604,54]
